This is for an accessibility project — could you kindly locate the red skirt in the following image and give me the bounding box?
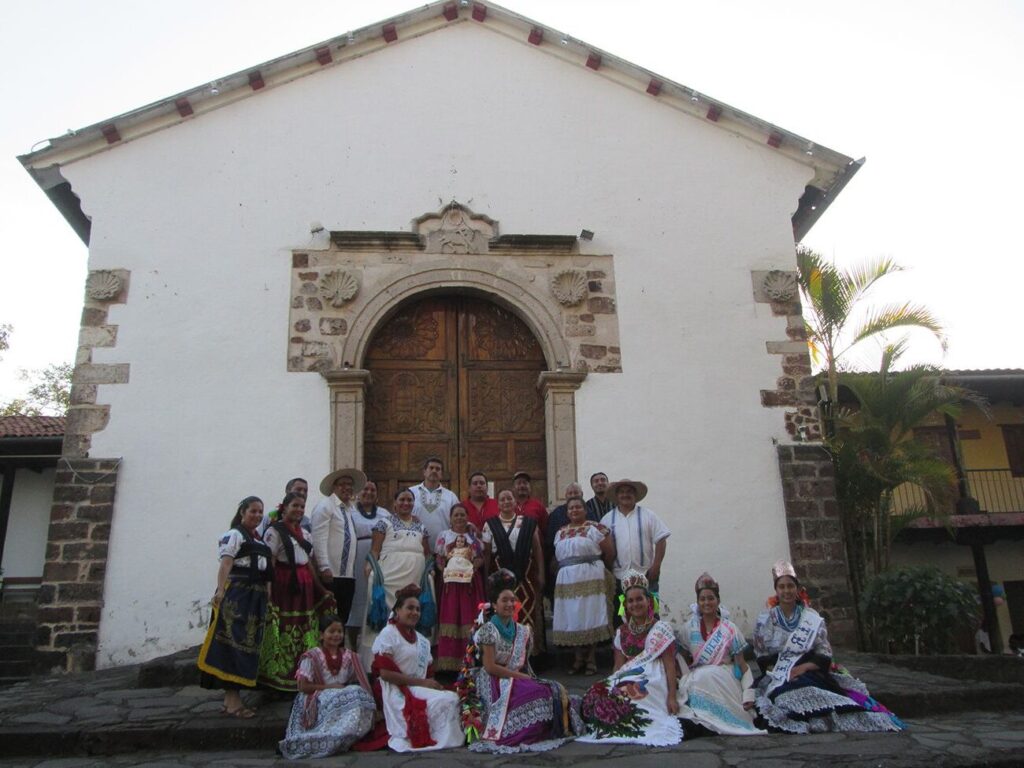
[436,571,485,671]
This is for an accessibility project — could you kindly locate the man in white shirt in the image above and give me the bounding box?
[408,456,459,553]
[310,467,367,625]
[600,478,670,594]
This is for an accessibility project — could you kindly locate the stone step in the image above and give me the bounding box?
[0,644,35,661]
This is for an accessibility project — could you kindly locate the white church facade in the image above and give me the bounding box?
[19,1,859,670]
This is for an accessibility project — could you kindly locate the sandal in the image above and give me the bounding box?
[225,707,257,719]
[585,662,598,675]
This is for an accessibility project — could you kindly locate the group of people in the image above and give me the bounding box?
[196,458,904,758]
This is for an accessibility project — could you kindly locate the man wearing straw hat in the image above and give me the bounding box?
[600,478,670,596]
[310,467,367,624]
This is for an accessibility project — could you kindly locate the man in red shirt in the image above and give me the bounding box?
[513,471,548,535]
[462,471,499,531]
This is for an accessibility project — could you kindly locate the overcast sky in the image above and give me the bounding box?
[2,0,1022,400]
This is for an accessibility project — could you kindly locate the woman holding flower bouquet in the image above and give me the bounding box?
[578,569,683,746]
[458,569,583,753]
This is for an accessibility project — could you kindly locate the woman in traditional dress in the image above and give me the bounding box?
[676,572,764,737]
[551,497,614,674]
[348,481,389,650]
[577,570,682,746]
[480,489,545,657]
[435,503,485,672]
[752,560,904,734]
[459,569,582,753]
[279,614,376,759]
[372,584,465,751]
[260,492,334,691]
[197,496,272,718]
[359,488,431,669]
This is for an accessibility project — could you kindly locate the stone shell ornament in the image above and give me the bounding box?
[550,269,588,306]
[319,270,360,308]
[86,271,124,301]
[762,270,798,302]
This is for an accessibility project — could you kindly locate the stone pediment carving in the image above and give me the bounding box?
[412,202,497,255]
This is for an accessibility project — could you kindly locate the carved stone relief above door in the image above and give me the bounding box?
[286,202,622,376]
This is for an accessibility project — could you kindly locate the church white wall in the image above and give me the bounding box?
[62,20,814,665]
[2,468,55,581]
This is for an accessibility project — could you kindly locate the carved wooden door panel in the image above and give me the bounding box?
[364,296,546,501]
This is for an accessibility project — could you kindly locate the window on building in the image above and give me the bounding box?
[1001,425,1024,477]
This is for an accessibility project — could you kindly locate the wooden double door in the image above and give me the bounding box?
[364,295,547,502]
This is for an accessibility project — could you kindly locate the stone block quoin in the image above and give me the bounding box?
[751,268,821,440]
[66,268,131,458]
[776,444,855,646]
[35,458,121,673]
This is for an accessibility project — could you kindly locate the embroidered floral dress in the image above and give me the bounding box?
[435,529,485,671]
[677,612,764,736]
[372,623,464,752]
[552,522,612,646]
[465,619,583,753]
[752,605,903,733]
[578,619,682,746]
[278,646,375,759]
[358,516,429,670]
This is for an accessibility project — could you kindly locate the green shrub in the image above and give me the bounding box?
[860,566,979,654]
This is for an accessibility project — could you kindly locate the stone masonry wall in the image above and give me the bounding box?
[777,444,856,646]
[35,458,120,672]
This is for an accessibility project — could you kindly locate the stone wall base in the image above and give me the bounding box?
[34,458,119,672]
[777,444,856,647]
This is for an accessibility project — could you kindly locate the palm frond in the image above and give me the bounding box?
[850,303,947,351]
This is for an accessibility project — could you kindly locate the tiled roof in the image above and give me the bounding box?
[0,415,66,438]
[944,369,1024,377]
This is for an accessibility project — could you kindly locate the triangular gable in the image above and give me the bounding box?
[19,0,860,244]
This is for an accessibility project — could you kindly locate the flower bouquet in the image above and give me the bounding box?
[581,679,652,739]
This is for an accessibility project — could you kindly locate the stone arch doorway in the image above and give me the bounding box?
[363,294,548,501]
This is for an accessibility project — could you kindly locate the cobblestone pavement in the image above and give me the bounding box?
[1,652,1022,767]
[2,712,1024,768]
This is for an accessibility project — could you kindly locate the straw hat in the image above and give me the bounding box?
[608,478,648,502]
[319,467,368,497]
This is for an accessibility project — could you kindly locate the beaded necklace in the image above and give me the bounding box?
[774,604,803,632]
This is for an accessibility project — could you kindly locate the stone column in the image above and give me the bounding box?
[537,371,587,506]
[322,369,372,470]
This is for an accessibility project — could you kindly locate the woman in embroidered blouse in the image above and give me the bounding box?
[279,614,376,759]
[259,492,333,692]
[578,570,681,746]
[480,489,545,657]
[435,503,485,672]
[752,560,902,734]
[348,481,389,650]
[551,497,614,674]
[676,573,763,737]
[359,488,431,669]
[461,569,582,753]
[372,585,464,752]
[197,496,272,718]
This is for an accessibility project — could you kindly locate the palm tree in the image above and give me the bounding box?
[831,342,987,650]
[796,247,947,405]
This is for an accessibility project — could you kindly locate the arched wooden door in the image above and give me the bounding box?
[364,295,547,502]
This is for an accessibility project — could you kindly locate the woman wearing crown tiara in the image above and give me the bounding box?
[752,560,903,734]
[458,569,583,753]
[676,573,764,737]
[577,569,683,746]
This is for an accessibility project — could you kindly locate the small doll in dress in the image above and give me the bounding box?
[443,534,475,584]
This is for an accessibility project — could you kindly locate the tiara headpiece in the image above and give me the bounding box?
[694,571,719,596]
[771,559,798,583]
[620,569,649,593]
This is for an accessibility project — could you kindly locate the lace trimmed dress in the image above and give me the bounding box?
[466,620,583,753]
[677,613,764,736]
[278,647,375,759]
[552,522,612,646]
[752,605,903,734]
